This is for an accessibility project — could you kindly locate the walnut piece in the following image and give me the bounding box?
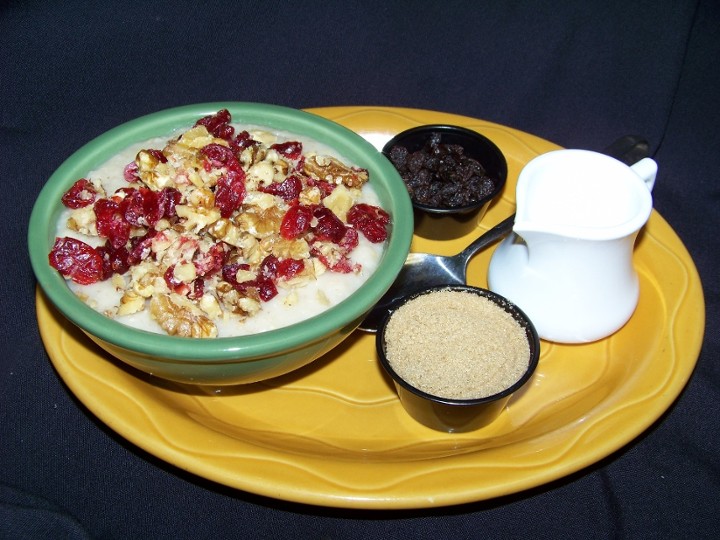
[149,293,218,338]
[303,155,369,188]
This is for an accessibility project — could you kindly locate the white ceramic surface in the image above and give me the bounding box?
[488,149,657,343]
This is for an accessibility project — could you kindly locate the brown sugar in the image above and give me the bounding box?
[383,289,530,400]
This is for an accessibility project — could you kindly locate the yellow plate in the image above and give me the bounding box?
[36,106,705,509]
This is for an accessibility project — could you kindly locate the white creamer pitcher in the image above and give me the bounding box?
[487,149,657,343]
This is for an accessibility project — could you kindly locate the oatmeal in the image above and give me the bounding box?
[49,109,391,338]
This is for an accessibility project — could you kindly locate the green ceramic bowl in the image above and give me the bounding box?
[28,102,413,385]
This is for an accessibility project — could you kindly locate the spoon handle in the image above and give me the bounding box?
[456,213,515,267]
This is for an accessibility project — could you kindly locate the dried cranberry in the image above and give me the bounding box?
[159,187,181,218]
[187,278,203,300]
[270,140,303,160]
[222,262,277,302]
[214,169,246,218]
[119,188,155,227]
[193,242,226,277]
[201,143,241,173]
[347,203,390,243]
[61,179,98,209]
[312,206,346,244]
[146,148,168,163]
[123,162,139,182]
[49,237,104,285]
[94,198,131,249]
[195,109,234,140]
[97,241,131,278]
[230,131,257,153]
[280,204,313,239]
[254,275,278,301]
[311,247,358,274]
[277,258,304,279]
[163,265,190,296]
[261,175,302,201]
[306,177,336,197]
[259,254,280,279]
[128,229,157,265]
[338,226,359,252]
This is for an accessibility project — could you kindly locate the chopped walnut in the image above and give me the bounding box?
[150,293,218,338]
[235,205,284,238]
[303,154,369,188]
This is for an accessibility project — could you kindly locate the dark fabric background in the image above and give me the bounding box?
[2,1,718,538]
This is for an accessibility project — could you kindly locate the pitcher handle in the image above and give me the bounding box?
[630,157,658,192]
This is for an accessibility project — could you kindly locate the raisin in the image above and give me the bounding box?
[388,132,496,208]
[49,237,104,285]
[61,179,98,209]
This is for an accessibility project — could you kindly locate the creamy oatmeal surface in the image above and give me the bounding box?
[50,110,390,337]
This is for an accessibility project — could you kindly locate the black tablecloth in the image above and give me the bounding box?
[3,1,718,538]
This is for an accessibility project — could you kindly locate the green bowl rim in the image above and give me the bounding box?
[28,102,413,362]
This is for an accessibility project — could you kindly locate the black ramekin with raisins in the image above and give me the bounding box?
[383,125,507,241]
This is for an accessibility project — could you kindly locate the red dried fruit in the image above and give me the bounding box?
[128,229,158,265]
[201,143,241,173]
[97,241,131,278]
[123,161,139,182]
[214,169,246,218]
[306,177,336,197]
[188,278,205,300]
[271,140,303,160]
[338,226,359,252]
[347,203,390,243]
[311,247,358,274]
[277,258,304,279]
[195,109,234,140]
[119,188,154,227]
[49,237,104,285]
[163,265,190,296]
[193,242,226,277]
[230,130,257,153]
[159,187,181,219]
[259,254,303,280]
[280,204,313,239]
[222,262,248,289]
[259,254,280,279]
[312,206,346,244]
[222,262,277,302]
[254,275,278,301]
[94,198,131,249]
[61,179,98,209]
[141,149,168,164]
[261,174,302,201]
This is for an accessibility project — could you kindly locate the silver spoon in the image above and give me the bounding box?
[358,135,651,332]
